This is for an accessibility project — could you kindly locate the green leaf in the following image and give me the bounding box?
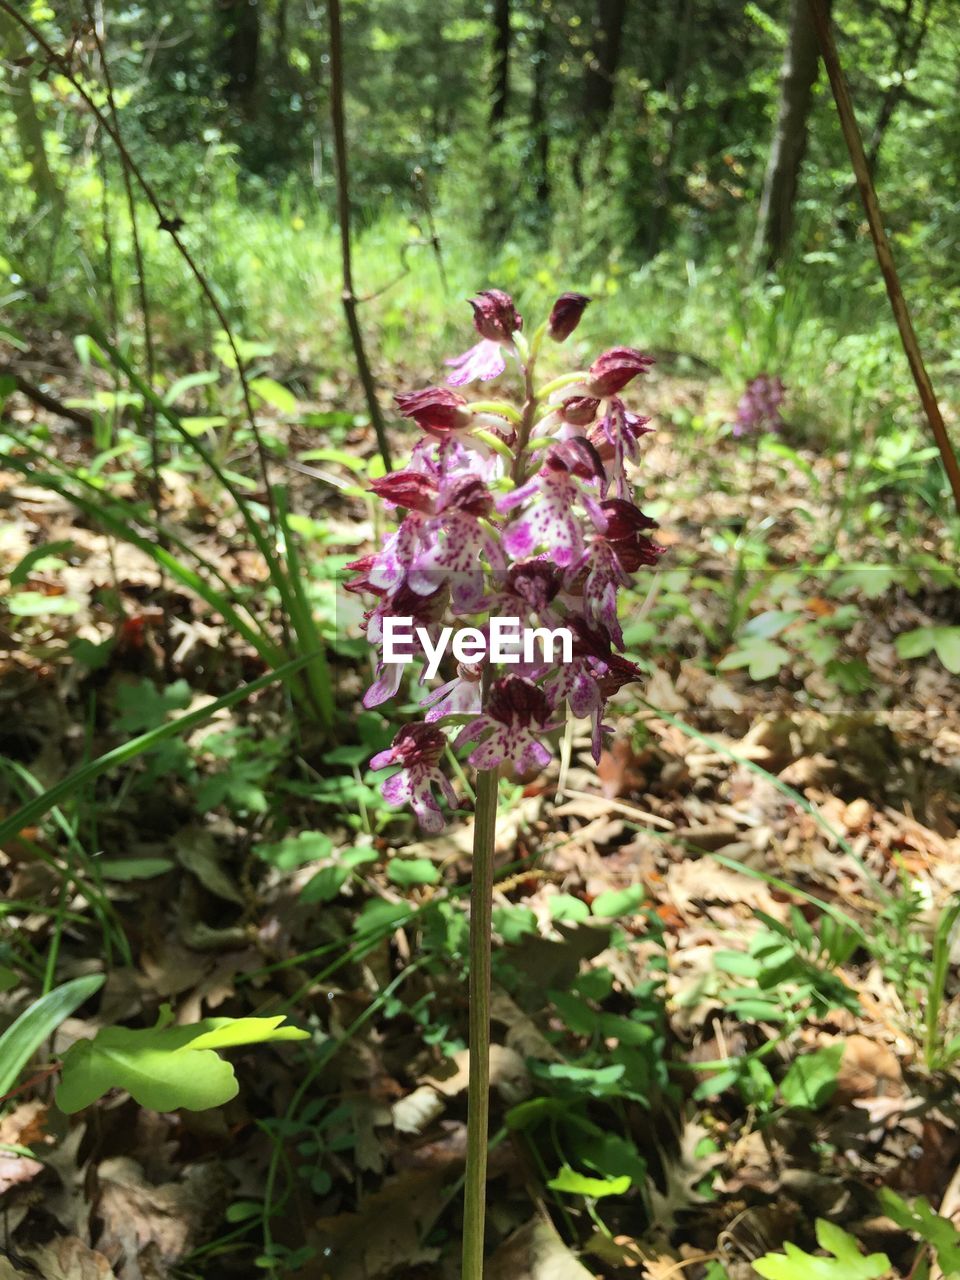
[9,540,75,586]
[56,1010,308,1113]
[96,857,175,881]
[300,865,351,903]
[752,1219,890,1279]
[591,884,644,918]
[549,894,591,923]
[0,975,105,1096]
[387,858,441,887]
[494,905,538,942]
[250,377,297,414]
[719,638,790,680]
[933,628,960,674]
[5,591,80,616]
[896,627,938,661]
[779,1044,844,1110]
[876,1190,960,1275]
[547,1164,631,1198]
[742,610,801,640]
[257,831,334,870]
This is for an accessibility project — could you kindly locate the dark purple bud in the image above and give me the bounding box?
[599,498,658,540]
[395,387,473,436]
[585,347,655,397]
[560,395,601,427]
[369,471,438,513]
[487,676,551,728]
[547,292,591,342]
[469,289,523,343]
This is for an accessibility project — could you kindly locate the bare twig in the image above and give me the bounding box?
[325,0,393,472]
[808,0,960,517]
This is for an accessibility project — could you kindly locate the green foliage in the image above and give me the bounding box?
[779,1044,844,1111]
[752,1220,891,1280]
[877,1189,960,1278]
[896,626,960,674]
[56,1007,308,1113]
[0,975,104,1097]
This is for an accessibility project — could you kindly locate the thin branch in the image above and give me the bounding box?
[0,0,279,528]
[83,0,173,671]
[325,0,393,472]
[808,0,960,518]
[0,365,92,429]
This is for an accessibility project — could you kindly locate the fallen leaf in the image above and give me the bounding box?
[486,1214,597,1279]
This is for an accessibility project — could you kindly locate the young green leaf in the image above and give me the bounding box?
[56,1010,308,1113]
[779,1044,844,1110]
[547,1165,631,1198]
[752,1220,890,1279]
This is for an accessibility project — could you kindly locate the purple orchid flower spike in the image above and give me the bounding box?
[446,289,523,387]
[348,288,660,833]
[735,373,786,437]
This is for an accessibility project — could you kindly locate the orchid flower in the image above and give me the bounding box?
[349,288,660,831]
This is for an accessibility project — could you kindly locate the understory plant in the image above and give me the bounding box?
[346,288,663,1273]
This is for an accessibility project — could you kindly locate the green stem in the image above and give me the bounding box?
[461,764,498,1279]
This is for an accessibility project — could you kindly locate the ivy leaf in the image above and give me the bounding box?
[752,1219,890,1279]
[56,1009,308,1114]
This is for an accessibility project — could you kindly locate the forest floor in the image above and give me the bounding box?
[1,346,959,1280]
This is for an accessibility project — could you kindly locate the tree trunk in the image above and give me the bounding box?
[490,0,510,130]
[530,3,549,209]
[0,8,63,214]
[218,0,260,115]
[583,0,627,123]
[573,0,627,186]
[753,0,827,270]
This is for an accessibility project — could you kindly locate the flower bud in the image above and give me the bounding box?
[547,292,591,342]
[395,387,473,436]
[559,395,601,427]
[469,289,523,343]
[585,347,655,397]
[369,471,438,513]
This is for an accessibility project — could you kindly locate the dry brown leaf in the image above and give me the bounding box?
[423,1043,530,1103]
[93,1157,226,1280]
[486,1214,597,1280]
[302,1170,445,1279]
[27,1236,117,1280]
